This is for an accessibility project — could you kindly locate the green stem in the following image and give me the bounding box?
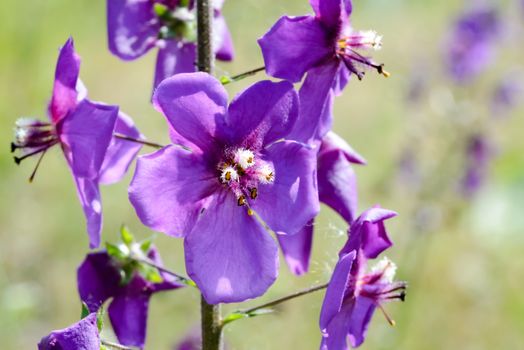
[201,296,223,350]
[101,339,135,350]
[134,257,195,287]
[222,66,266,85]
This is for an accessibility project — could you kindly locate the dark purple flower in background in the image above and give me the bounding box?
[38,313,100,350]
[491,73,524,117]
[78,246,182,348]
[107,0,234,91]
[319,207,405,349]
[129,73,319,304]
[445,5,501,83]
[461,134,495,197]
[11,38,142,248]
[278,132,366,275]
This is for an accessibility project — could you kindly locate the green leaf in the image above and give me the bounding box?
[96,307,105,332]
[80,302,90,319]
[106,242,128,261]
[99,345,109,350]
[153,3,169,18]
[220,75,233,85]
[120,225,134,246]
[119,263,136,286]
[139,236,154,255]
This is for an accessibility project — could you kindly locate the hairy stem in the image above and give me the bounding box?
[201,296,223,350]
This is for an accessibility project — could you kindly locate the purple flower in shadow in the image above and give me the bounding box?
[319,207,406,349]
[78,246,182,348]
[11,38,142,248]
[445,5,501,83]
[38,313,100,350]
[129,72,320,304]
[278,132,366,275]
[107,0,234,91]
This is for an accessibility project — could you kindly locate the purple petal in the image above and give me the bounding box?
[288,61,339,144]
[59,99,118,179]
[152,72,228,153]
[129,146,217,237]
[277,221,314,276]
[319,132,366,165]
[154,41,197,91]
[226,80,299,148]
[333,62,351,95]
[185,191,279,304]
[309,0,343,29]
[107,0,159,60]
[73,177,103,248]
[99,112,142,185]
[320,304,352,350]
[77,252,121,312]
[252,141,320,235]
[49,38,81,123]
[318,150,358,224]
[258,15,335,83]
[109,294,150,348]
[347,296,376,348]
[214,14,235,61]
[38,313,100,350]
[319,251,356,331]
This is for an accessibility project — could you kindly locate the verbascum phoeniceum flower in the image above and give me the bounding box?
[319,207,406,349]
[78,245,182,348]
[107,0,234,91]
[278,131,366,275]
[11,38,142,248]
[38,313,100,350]
[129,72,320,304]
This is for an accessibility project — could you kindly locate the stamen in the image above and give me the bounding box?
[247,208,254,216]
[29,148,48,183]
[377,304,396,327]
[13,143,57,165]
[250,188,258,199]
[220,166,239,183]
[235,148,255,169]
[237,195,246,206]
[257,163,275,184]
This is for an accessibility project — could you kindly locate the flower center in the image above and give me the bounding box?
[11,118,59,163]
[218,147,275,209]
[336,30,389,80]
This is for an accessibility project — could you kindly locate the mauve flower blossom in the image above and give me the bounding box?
[461,134,494,197]
[319,207,406,349]
[11,38,142,248]
[129,72,319,303]
[107,0,234,91]
[491,74,523,117]
[78,246,182,348]
[38,313,100,350]
[278,132,366,275]
[445,5,501,83]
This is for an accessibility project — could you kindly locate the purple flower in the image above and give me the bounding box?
[258,0,387,86]
[11,38,142,248]
[319,207,405,349]
[129,73,319,303]
[278,132,366,275]
[461,134,494,197]
[38,313,100,350]
[107,0,234,91]
[78,246,182,348]
[445,5,501,83]
[491,73,524,117]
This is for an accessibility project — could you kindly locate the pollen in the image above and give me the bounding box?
[235,148,255,169]
[250,187,258,199]
[257,163,275,184]
[237,195,246,206]
[220,166,238,183]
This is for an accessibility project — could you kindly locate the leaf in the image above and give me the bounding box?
[106,242,128,261]
[120,225,134,246]
[153,3,169,18]
[139,236,155,255]
[96,307,105,332]
[80,302,90,319]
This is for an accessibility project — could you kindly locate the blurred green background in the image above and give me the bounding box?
[1,0,524,349]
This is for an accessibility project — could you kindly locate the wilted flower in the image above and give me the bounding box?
[38,313,100,350]
[129,73,319,303]
[278,132,366,275]
[107,0,234,91]
[78,244,182,348]
[445,5,501,83]
[11,38,142,248]
[319,207,406,349]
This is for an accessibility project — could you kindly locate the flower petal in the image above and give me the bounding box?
[258,15,334,83]
[288,61,339,144]
[49,37,81,123]
[109,294,150,348]
[320,303,352,350]
[226,80,299,148]
[107,0,159,60]
[185,191,279,304]
[318,150,358,224]
[128,145,217,238]
[153,72,229,153]
[319,251,356,331]
[276,221,314,276]
[59,99,118,179]
[252,141,320,234]
[38,313,100,350]
[309,0,343,30]
[214,13,234,61]
[77,252,121,312]
[347,296,376,348]
[73,177,103,248]
[154,41,197,91]
[319,132,366,165]
[99,112,142,185]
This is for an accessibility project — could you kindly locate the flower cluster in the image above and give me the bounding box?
[21,0,406,349]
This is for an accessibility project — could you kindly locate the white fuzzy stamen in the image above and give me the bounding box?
[220,166,239,183]
[360,30,383,50]
[371,257,397,283]
[257,163,275,184]
[235,148,255,169]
